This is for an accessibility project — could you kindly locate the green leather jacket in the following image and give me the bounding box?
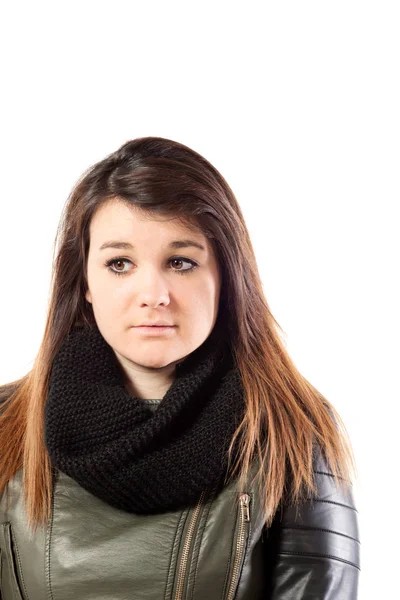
[0,443,360,599]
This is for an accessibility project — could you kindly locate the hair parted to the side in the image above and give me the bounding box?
[0,136,357,533]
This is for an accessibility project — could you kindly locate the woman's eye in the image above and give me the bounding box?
[105,259,131,275]
[104,257,198,277]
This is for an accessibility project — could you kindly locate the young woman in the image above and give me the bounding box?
[0,136,360,599]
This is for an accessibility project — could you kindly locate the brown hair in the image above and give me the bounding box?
[0,136,357,533]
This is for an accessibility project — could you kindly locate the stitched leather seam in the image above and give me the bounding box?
[314,471,351,484]
[45,469,57,600]
[8,524,29,600]
[278,550,360,571]
[280,525,360,543]
[164,508,188,600]
[312,499,358,512]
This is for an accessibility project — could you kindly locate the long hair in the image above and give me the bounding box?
[0,136,357,532]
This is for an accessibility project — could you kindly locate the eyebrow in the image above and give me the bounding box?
[99,239,206,252]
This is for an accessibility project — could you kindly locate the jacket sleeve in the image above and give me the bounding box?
[263,443,361,599]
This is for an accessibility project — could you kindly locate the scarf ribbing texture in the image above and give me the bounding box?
[44,323,246,514]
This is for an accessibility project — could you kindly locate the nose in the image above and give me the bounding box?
[134,268,171,307]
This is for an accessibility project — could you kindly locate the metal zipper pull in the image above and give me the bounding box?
[240,493,251,522]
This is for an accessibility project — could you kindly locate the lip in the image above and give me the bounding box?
[138,323,174,327]
[134,325,176,335]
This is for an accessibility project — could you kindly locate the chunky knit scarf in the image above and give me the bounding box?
[44,322,247,514]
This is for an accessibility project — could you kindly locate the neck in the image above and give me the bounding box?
[116,353,178,400]
[123,377,171,401]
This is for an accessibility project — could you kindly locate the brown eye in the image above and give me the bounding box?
[171,259,183,270]
[169,257,198,274]
[114,260,125,271]
[105,258,132,276]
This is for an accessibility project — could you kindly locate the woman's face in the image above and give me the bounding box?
[85,198,222,373]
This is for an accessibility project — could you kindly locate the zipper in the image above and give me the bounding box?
[174,489,207,600]
[225,493,251,600]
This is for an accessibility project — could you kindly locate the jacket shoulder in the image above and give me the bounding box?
[264,443,360,599]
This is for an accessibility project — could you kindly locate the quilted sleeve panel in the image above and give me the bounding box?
[263,444,361,600]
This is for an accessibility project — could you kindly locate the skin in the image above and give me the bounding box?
[85,198,222,400]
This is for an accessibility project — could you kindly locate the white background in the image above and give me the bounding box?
[1,2,398,597]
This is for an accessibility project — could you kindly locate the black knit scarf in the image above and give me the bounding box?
[44,322,247,514]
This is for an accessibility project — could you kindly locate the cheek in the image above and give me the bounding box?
[88,278,124,308]
[187,284,217,313]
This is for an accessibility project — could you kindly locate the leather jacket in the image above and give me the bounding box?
[0,441,360,599]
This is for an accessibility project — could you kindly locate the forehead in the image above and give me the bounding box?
[89,199,206,244]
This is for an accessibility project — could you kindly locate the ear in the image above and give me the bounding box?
[85,289,92,304]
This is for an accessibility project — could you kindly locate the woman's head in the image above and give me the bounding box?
[53,136,252,361]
